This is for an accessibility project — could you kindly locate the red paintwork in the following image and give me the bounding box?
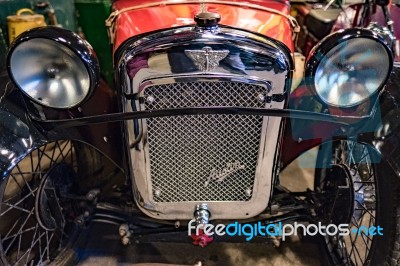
[281,85,340,168]
[112,0,294,52]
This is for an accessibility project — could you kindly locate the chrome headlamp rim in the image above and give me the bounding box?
[305,28,393,108]
[6,26,100,109]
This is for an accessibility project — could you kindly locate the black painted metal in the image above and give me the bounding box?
[31,106,370,131]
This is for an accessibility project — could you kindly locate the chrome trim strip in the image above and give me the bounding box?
[115,25,293,79]
[32,106,360,130]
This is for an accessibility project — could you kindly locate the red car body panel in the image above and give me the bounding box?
[112,0,294,52]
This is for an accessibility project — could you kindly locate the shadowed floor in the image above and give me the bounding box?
[77,150,321,266]
[77,223,320,266]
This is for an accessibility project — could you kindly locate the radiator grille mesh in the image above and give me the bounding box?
[143,81,267,202]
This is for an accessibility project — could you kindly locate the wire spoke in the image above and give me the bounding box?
[9,174,23,192]
[0,140,79,265]
[4,215,22,240]
[16,233,22,264]
[353,239,365,265]
[355,203,376,219]
[2,190,21,205]
[360,232,371,253]
[1,202,31,216]
[4,208,34,254]
[33,144,47,175]
[13,231,45,266]
[39,147,58,167]
[321,141,377,265]
[56,141,67,162]
[348,230,356,260]
[3,227,36,242]
[15,165,34,194]
[0,187,38,217]
[24,224,39,265]
[45,141,69,166]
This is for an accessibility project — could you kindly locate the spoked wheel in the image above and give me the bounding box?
[0,140,89,265]
[315,140,400,266]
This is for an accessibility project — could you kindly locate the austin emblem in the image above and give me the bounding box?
[205,162,245,187]
[185,46,229,72]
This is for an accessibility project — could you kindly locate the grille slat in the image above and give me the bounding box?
[143,81,267,202]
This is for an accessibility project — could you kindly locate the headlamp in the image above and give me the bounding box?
[306,28,393,108]
[7,27,100,109]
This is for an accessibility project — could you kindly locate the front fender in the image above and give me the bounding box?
[0,71,127,181]
[0,72,48,180]
[282,65,400,176]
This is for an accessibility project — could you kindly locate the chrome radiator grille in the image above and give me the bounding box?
[143,81,267,202]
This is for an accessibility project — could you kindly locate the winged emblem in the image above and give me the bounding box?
[185,46,229,72]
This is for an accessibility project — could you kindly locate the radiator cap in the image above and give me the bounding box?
[194,12,221,27]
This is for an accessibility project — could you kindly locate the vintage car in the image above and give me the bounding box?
[0,0,399,265]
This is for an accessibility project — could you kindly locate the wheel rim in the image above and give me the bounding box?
[0,140,79,265]
[319,141,377,266]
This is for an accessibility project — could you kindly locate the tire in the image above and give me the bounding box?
[0,140,98,265]
[315,140,400,266]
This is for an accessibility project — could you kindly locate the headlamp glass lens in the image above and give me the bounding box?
[10,38,90,108]
[315,38,390,107]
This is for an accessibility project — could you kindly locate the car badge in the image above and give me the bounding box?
[185,46,229,72]
[205,162,245,187]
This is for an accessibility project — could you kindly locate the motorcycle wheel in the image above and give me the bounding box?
[0,140,96,265]
[315,140,400,265]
